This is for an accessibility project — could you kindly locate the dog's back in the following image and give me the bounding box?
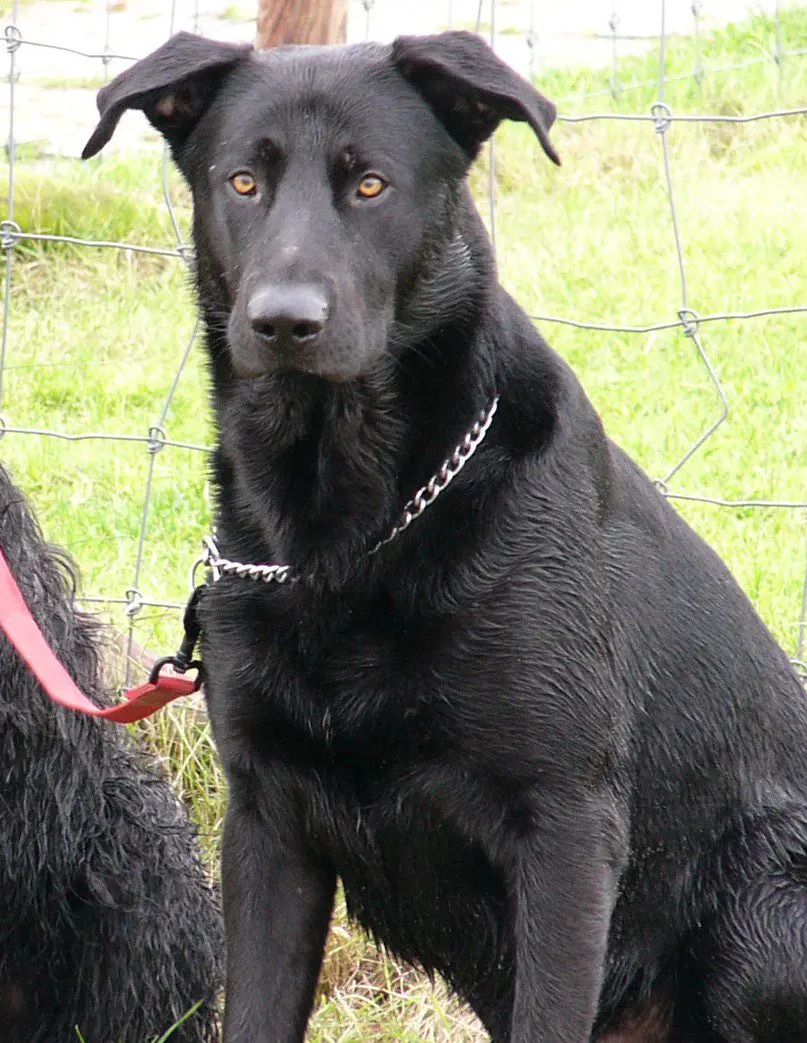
[0,465,222,1042]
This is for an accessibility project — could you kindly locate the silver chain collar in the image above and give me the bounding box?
[202,395,499,585]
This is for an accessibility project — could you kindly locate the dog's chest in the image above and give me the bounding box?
[204,575,581,783]
[209,582,487,750]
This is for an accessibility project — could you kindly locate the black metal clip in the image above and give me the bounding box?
[148,585,207,687]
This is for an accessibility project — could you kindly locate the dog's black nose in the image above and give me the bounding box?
[247,284,329,347]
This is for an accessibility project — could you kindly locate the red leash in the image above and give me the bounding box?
[0,547,201,724]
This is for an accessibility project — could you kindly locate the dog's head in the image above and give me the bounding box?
[84,31,559,384]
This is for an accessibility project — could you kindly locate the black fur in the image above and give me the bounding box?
[86,32,807,1042]
[0,464,223,1042]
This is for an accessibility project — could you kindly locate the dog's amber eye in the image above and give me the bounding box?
[357,174,386,199]
[230,172,258,197]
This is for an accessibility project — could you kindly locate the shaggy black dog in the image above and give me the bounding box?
[85,30,807,1043]
[0,464,222,1042]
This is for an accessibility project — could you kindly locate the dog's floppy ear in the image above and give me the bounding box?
[82,32,252,159]
[391,31,560,165]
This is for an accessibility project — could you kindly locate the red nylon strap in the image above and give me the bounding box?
[0,547,197,723]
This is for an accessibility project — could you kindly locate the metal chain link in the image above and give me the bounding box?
[202,540,295,586]
[201,396,499,583]
[371,397,499,554]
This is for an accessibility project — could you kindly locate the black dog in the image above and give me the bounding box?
[0,464,222,1042]
[85,31,807,1042]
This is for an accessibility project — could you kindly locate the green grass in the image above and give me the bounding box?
[543,6,807,110]
[35,73,110,90]
[1,8,806,1040]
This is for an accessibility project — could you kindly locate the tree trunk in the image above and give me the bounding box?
[256,0,348,48]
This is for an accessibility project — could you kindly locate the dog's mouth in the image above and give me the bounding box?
[232,354,357,385]
[228,331,384,385]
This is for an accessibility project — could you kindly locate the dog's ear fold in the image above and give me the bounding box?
[82,32,253,159]
[391,31,560,165]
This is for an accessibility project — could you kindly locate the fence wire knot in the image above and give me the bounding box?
[651,102,673,133]
[0,416,6,441]
[691,2,703,17]
[609,13,620,33]
[4,25,22,54]
[147,425,167,455]
[0,220,20,250]
[678,308,701,338]
[362,0,376,11]
[124,588,144,619]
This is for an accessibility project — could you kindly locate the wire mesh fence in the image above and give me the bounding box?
[2,0,806,687]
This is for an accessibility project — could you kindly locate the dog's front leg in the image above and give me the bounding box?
[508,793,624,1043]
[221,783,336,1043]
